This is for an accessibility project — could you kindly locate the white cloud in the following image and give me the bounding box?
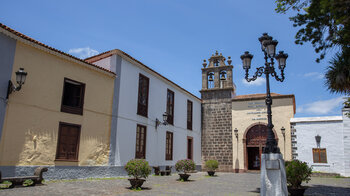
[297,97,344,115]
[242,77,265,86]
[68,47,99,59]
[303,72,324,80]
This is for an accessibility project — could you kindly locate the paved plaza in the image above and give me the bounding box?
[0,172,349,196]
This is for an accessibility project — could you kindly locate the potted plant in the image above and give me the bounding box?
[285,160,312,196]
[124,159,151,189]
[205,160,219,176]
[175,159,196,181]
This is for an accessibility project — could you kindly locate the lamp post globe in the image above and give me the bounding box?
[275,51,288,70]
[240,51,253,70]
[258,33,272,51]
[15,68,27,86]
[263,39,278,57]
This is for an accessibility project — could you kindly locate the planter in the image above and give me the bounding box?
[178,173,190,181]
[128,179,145,189]
[153,167,160,176]
[207,171,215,176]
[287,186,308,196]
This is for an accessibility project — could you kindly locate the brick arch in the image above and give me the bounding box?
[242,122,278,171]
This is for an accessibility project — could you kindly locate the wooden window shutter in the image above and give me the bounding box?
[56,122,81,161]
[135,125,147,159]
[166,89,174,125]
[312,148,319,163]
[137,74,149,117]
[312,148,327,163]
[61,78,85,115]
[319,149,327,163]
[187,100,193,130]
[165,132,173,160]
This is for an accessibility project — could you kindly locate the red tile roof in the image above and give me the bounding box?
[85,49,202,101]
[0,23,115,75]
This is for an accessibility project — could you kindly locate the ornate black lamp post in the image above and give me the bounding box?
[240,33,288,154]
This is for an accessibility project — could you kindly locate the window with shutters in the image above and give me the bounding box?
[166,89,174,125]
[61,78,85,115]
[55,122,81,161]
[137,74,149,117]
[165,131,173,160]
[135,125,147,159]
[187,136,193,160]
[312,148,327,163]
[187,100,193,130]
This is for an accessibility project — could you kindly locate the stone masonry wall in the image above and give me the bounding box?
[202,100,233,172]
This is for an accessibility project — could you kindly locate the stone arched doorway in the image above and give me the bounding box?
[243,123,278,171]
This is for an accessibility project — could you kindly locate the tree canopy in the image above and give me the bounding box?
[276,0,350,95]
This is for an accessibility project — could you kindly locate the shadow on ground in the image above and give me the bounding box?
[249,188,260,193]
[126,187,152,191]
[175,179,196,182]
[306,184,350,195]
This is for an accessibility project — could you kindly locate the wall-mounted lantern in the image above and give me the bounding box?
[281,127,286,139]
[234,128,238,139]
[155,112,168,129]
[315,135,321,148]
[7,68,28,99]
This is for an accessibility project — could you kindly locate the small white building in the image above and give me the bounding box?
[86,49,202,170]
[290,109,350,177]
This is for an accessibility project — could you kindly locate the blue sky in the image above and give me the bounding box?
[0,0,345,117]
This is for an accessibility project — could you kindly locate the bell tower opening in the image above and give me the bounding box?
[207,72,215,89]
[200,51,236,99]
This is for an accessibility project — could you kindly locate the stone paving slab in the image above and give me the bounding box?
[0,172,349,196]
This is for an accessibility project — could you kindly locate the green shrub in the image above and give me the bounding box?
[175,159,196,174]
[124,159,151,180]
[205,160,219,171]
[23,179,34,186]
[285,160,312,188]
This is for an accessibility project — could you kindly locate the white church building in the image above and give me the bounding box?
[290,109,350,177]
[85,50,202,170]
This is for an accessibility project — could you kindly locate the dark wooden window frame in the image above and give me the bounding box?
[165,131,173,160]
[187,136,193,160]
[61,78,85,115]
[135,124,147,159]
[166,89,175,125]
[187,100,193,130]
[312,148,327,163]
[137,74,150,117]
[55,122,81,161]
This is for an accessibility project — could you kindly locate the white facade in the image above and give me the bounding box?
[91,50,201,167]
[290,110,350,177]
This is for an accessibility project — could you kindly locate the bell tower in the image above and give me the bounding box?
[200,51,235,100]
[200,51,235,172]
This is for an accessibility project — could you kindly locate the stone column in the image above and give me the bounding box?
[226,68,233,88]
[214,71,220,88]
[202,70,207,90]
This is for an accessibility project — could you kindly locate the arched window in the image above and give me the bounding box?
[207,72,214,89]
[213,59,219,67]
[219,71,227,88]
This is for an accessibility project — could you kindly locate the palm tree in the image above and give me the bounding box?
[325,48,350,117]
[325,49,350,95]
